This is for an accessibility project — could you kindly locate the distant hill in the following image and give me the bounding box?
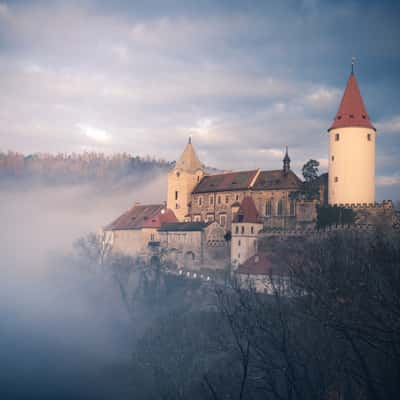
[0,151,173,185]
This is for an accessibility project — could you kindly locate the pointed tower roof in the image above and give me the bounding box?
[233,196,262,224]
[329,71,375,131]
[175,137,203,172]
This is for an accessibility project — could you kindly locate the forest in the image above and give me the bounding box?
[0,151,173,184]
[74,228,400,400]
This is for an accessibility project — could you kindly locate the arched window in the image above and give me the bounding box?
[277,199,284,216]
[290,200,295,216]
[265,199,273,216]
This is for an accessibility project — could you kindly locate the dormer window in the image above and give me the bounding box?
[349,114,354,119]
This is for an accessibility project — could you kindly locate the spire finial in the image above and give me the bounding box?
[351,57,356,74]
[188,136,192,144]
[283,145,290,174]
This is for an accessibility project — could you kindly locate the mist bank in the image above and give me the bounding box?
[0,172,168,399]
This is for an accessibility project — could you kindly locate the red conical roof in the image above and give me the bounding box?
[329,72,375,131]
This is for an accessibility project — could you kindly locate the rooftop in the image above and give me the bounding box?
[106,204,177,230]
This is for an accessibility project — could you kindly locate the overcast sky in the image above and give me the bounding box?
[0,0,399,199]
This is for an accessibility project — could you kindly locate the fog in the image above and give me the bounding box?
[0,172,167,399]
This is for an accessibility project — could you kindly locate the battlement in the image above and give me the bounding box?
[328,200,393,209]
[261,223,376,239]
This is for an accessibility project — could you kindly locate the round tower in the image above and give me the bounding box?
[328,66,376,205]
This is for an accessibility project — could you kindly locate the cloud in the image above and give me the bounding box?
[376,115,400,134]
[376,175,400,187]
[76,124,111,143]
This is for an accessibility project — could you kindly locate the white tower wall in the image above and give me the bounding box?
[328,126,375,205]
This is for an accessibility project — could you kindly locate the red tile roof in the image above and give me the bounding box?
[233,196,262,224]
[193,170,258,193]
[237,252,287,275]
[106,204,177,230]
[329,72,375,131]
[252,170,302,190]
[193,168,302,194]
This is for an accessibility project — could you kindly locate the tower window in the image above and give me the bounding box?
[199,197,202,206]
[197,176,200,182]
[235,194,239,201]
[331,155,334,161]
[238,240,241,246]
[176,171,180,177]
[175,191,179,200]
[349,114,354,118]
[217,196,221,205]
[334,177,339,183]
[335,133,340,141]
[251,226,254,234]
[367,133,372,141]
[235,226,239,234]
[241,226,245,234]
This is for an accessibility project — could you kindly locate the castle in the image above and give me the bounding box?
[103,68,398,281]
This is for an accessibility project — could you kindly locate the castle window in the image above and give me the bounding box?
[176,171,180,177]
[175,203,179,209]
[219,214,226,227]
[335,133,340,141]
[254,240,257,248]
[290,200,296,216]
[199,197,202,206]
[241,226,245,234]
[225,196,229,204]
[277,199,284,216]
[331,155,334,161]
[367,133,372,141]
[265,199,273,217]
[210,196,214,205]
[150,233,155,241]
[251,226,254,234]
[235,194,239,201]
[197,176,200,182]
[235,226,239,234]
[218,196,221,205]
[349,114,354,118]
[238,240,241,246]
[334,176,339,183]
[175,191,179,200]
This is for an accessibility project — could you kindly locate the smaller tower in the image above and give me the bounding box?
[283,146,291,175]
[167,138,204,221]
[231,197,263,268]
